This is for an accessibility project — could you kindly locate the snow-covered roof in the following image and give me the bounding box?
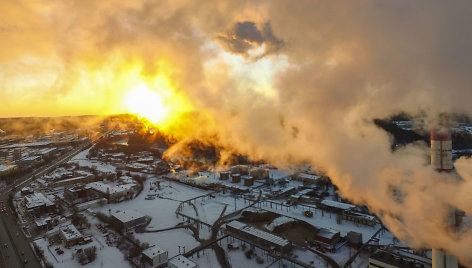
[20,155,41,162]
[345,210,376,221]
[169,255,197,268]
[25,192,54,209]
[37,148,56,155]
[60,224,82,241]
[266,216,296,231]
[0,141,52,149]
[111,210,145,224]
[57,176,86,184]
[316,228,339,240]
[0,164,17,173]
[142,245,167,259]
[227,221,291,248]
[298,173,319,181]
[321,200,356,210]
[87,181,136,195]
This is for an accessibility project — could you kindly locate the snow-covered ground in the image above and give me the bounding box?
[258,201,382,243]
[34,237,128,268]
[69,147,116,173]
[188,248,220,268]
[134,229,199,258]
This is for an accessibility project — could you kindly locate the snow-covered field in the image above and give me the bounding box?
[134,228,199,258]
[34,237,128,268]
[188,248,220,268]
[69,148,116,173]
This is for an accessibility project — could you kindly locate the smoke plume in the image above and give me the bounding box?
[2,0,472,263]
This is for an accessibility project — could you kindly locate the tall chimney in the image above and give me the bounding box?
[431,115,458,268]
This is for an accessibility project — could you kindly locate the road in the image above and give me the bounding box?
[0,203,40,268]
[0,136,103,268]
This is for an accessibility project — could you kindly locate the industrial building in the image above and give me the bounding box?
[226,221,292,253]
[141,245,168,267]
[110,210,147,231]
[342,210,376,226]
[168,255,198,268]
[313,228,341,252]
[319,199,356,213]
[369,250,432,268]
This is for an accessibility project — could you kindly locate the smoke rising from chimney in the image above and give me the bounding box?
[2,0,472,264]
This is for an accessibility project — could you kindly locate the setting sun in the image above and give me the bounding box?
[125,85,168,124]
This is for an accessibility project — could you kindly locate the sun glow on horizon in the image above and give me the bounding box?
[125,84,168,124]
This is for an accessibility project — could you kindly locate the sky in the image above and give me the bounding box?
[2,0,472,264]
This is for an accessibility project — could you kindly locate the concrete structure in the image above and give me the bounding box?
[142,245,168,267]
[431,119,458,268]
[60,224,84,248]
[226,221,292,253]
[110,210,147,231]
[168,255,198,268]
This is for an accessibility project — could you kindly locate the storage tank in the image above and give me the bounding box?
[242,175,254,186]
[231,173,241,183]
[220,171,230,181]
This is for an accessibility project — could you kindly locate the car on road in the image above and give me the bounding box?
[21,251,24,255]
[23,259,28,264]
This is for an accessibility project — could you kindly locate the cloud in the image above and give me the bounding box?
[217,21,284,58]
[2,0,472,264]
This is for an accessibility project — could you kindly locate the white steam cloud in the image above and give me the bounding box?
[2,0,472,264]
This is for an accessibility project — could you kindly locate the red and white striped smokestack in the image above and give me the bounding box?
[431,117,453,172]
[431,115,458,268]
